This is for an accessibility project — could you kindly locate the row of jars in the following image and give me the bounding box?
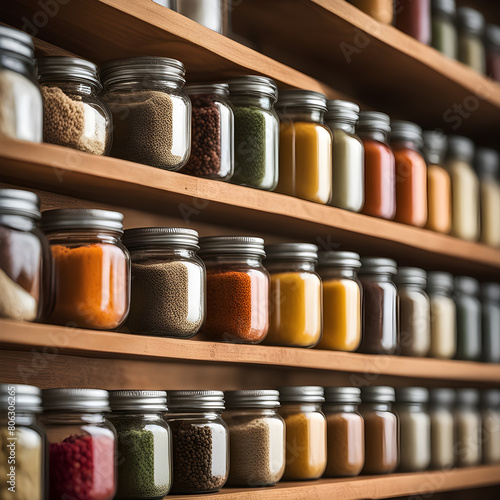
[3,384,499,500]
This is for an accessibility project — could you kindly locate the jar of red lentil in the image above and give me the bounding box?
[198,236,269,344]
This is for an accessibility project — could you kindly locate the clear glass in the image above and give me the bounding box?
[45,229,130,330]
[482,407,500,464]
[199,254,269,344]
[428,289,457,359]
[482,295,500,363]
[102,78,191,170]
[479,178,500,247]
[455,405,481,467]
[223,407,285,486]
[432,11,458,59]
[277,107,333,205]
[395,0,431,44]
[126,246,205,338]
[426,162,452,233]
[323,402,364,477]
[317,266,362,352]
[229,94,279,191]
[459,32,486,74]
[41,80,112,155]
[265,260,322,348]
[430,405,455,469]
[455,290,481,361]
[41,411,117,500]
[164,410,228,494]
[350,0,393,24]
[108,412,172,499]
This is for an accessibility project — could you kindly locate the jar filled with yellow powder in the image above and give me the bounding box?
[278,386,327,481]
[264,243,322,348]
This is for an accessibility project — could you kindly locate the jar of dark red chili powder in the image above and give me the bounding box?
[198,236,269,344]
[41,388,117,500]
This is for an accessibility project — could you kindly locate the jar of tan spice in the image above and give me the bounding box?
[323,387,364,477]
[429,388,455,470]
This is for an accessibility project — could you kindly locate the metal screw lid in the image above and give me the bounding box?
[474,148,499,180]
[108,390,167,412]
[481,389,500,409]
[456,388,480,407]
[198,236,265,257]
[325,99,360,124]
[123,227,199,250]
[37,56,102,90]
[431,0,456,16]
[423,130,447,165]
[185,83,229,97]
[447,135,474,163]
[361,386,395,403]
[390,121,423,145]
[480,283,500,302]
[41,208,124,234]
[486,24,500,49]
[224,390,280,408]
[427,272,454,293]
[429,388,456,406]
[318,250,361,269]
[0,384,42,412]
[324,387,361,405]
[0,188,41,220]
[394,267,427,287]
[457,7,485,35]
[359,257,397,276]
[42,388,110,412]
[277,89,327,112]
[167,390,225,411]
[227,75,278,101]
[454,276,479,296]
[265,243,318,262]
[395,387,429,404]
[357,111,391,133]
[0,25,35,63]
[278,386,325,403]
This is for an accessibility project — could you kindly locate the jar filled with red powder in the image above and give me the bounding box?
[198,236,269,344]
[41,388,117,500]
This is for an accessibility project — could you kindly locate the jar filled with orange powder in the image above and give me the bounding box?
[41,208,130,330]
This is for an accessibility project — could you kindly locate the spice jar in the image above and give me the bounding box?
[481,390,500,464]
[395,267,431,358]
[123,227,205,338]
[358,257,398,355]
[349,0,394,24]
[429,388,455,470]
[108,391,171,499]
[480,283,500,364]
[457,8,486,74]
[391,121,428,228]
[224,390,285,487]
[486,24,500,82]
[228,76,279,191]
[427,272,457,359]
[276,90,332,205]
[395,0,431,44]
[360,386,398,474]
[264,243,321,348]
[0,384,44,500]
[316,251,362,352]
[455,389,481,467]
[423,131,452,234]
[454,276,481,361]
[278,386,327,481]
[357,111,396,220]
[175,0,225,33]
[431,0,458,59]
[165,391,228,494]
[198,236,269,344]
[101,57,191,170]
[37,57,112,155]
[395,387,431,472]
[0,26,42,142]
[326,100,364,212]
[41,208,130,330]
[41,388,117,500]
[0,189,51,322]
[323,387,364,477]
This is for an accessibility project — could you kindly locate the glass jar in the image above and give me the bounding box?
[228,76,279,191]
[0,384,44,500]
[395,267,431,358]
[165,391,228,494]
[486,24,500,82]
[423,131,452,234]
[108,391,171,499]
[37,57,112,155]
[181,83,233,180]
[278,386,327,481]
[326,100,364,212]
[41,389,117,500]
[357,111,396,220]
[455,389,481,467]
[316,251,362,352]
[457,7,486,74]
[349,0,393,24]
[447,136,480,241]
[175,0,224,33]
[427,272,457,359]
[101,57,191,170]
[264,243,321,348]
[480,283,500,364]
[431,0,458,59]
[481,390,500,464]
[391,121,428,227]
[360,386,398,474]
[454,276,481,361]
[0,189,51,322]
[0,26,42,142]
[323,387,364,477]
[358,258,398,355]
[429,388,455,470]
[224,390,285,487]
[276,90,332,205]
[123,227,205,338]
[395,0,431,44]
[41,208,130,330]
[198,236,269,344]
[395,387,430,472]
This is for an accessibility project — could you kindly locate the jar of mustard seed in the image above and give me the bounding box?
[455,389,481,467]
[431,0,458,60]
[457,7,486,74]
[429,388,455,470]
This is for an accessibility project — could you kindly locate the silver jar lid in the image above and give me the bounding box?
[0,188,41,220]
[41,208,124,234]
[277,90,327,112]
[198,236,265,257]
[185,83,229,97]
[265,243,318,262]
[432,0,456,16]
[359,257,397,276]
[427,272,454,293]
[224,390,280,408]
[123,227,199,250]
[42,388,110,412]
[481,389,500,409]
[357,111,391,133]
[109,390,167,412]
[454,276,479,296]
[227,75,278,101]
[0,384,42,412]
[447,135,474,163]
[391,121,423,144]
[457,7,485,35]
[423,130,447,165]
[361,386,395,403]
[394,267,427,287]
[0,25,34,62]
[278,386,325,403]
[456,389,480,407]
[37,56,101,89]
[481,282,500,302]
[429,388,455,406]
[325,99,360,124]
[318,250,361,269]
[168,390,225,411]
[324,387,361,405]
[395,387,429,404]
[475,148,499,180]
